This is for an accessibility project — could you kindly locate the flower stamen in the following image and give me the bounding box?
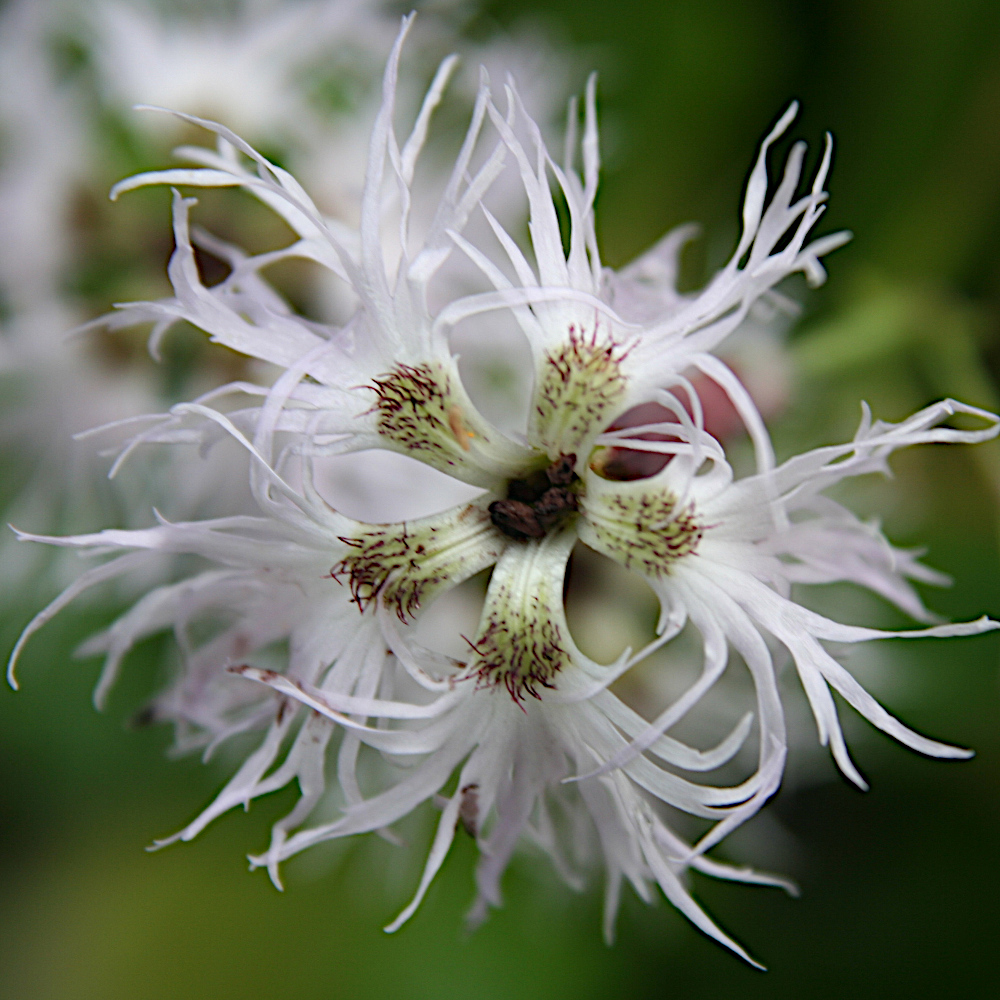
[489,454,580,540]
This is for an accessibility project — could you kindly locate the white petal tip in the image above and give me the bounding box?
[6,648,20,689]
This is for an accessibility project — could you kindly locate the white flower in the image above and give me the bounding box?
[10,16,1000,970]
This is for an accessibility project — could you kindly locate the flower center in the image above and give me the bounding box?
[488,454,580,540]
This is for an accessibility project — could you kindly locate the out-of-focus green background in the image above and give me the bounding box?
[3,0,1000,996]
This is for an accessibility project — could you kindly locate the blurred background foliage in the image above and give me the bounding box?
[2,0,1000,996]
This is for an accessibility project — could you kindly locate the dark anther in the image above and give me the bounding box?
[489,498,545,539]
[490,455,580,540]
[506,467,551,504]
[545,453,577,487]
[533,486,578,532]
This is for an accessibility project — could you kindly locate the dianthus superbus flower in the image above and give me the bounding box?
[10,16,1000,969]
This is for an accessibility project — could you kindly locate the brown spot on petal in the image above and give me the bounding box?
[459,783,480,837]
[448,405,473,451]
